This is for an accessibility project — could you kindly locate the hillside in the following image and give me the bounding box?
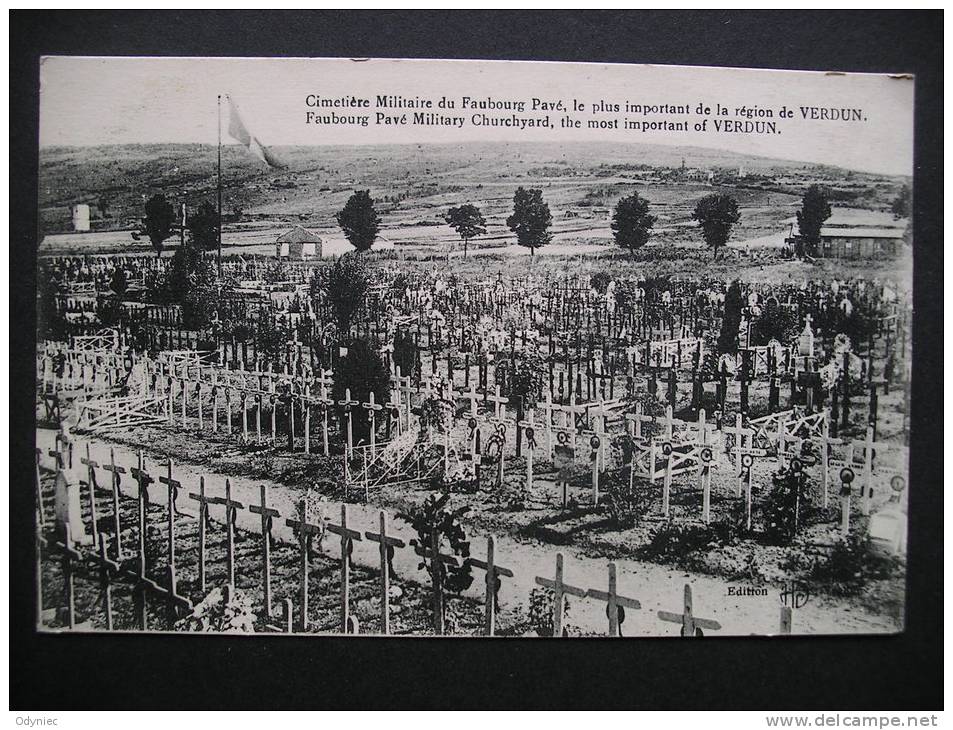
[38,140,898,235]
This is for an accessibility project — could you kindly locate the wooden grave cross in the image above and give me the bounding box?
[285,499,324,632]
[657,584,721,637]
[534,552,587,638]
[517,409,543,493]
[338,388,359,460]
[722,413,755,498]
[157,457,182,583]
[410,534,462,636]
[364,510,406,635]
[327,504,364,634]
[362,391,384,459]
[54,523,83,629]
[101,448,126,559]
[486,385,508,420]
[585,562,642,637]
[249,484,280,617]
[693,411,718,524]
[187,476,215,592]
[730,444,768,530]
[79,444,100,546]
[97,533,120,630]
[129,451,153,580]
[208,478,245,587]
[468,535,514,636]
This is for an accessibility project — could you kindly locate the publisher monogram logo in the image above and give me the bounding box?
[779,581,812,609]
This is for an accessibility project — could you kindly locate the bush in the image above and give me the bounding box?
[397,493,473,633]
[95,294,123,327]
[181,285,218,329]
[602,470,645,528]
[590,271,612,294]
[639,517,743,566]
[255,315,295,364]
[750,301,798,346]
[717,281,743,354]
[760,467,812,545]
[528,587,570,637]
[808,529,904,596]
[331,338,391,444]
[322,253,369,337]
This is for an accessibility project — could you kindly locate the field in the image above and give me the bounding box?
[38,141,906,262]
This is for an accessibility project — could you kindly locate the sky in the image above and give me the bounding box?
[39,57,915,176]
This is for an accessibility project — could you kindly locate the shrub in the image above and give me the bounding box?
[808,529,904,596]
[181,285,218,329]
[397,493,473,633]
[750,301,799,346]
[590,271,612,294]
[174,586,256,633]
[528,587,570,637]
[760,466,812,545]
[331,338,391,444]
[639,516,743,566]
[602,470,645,528]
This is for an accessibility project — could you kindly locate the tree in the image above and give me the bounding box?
[188,200,219,251]
[144,194,175,258]
[336,190,380,252]
[331,338,391,445]
[109,267,128,297]
[611,193,656,255]
[445,203,486,258]
[718,281,743,355]
[890,184,911,220]
[506,187,552,256]
[163,244,215,305]
[796,185,832,257]
[750,299,799,346]
[322,253,368,340]
[692,193,740,259]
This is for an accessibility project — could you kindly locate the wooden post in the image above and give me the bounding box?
[157,458,180,586]
[585,562,641,637]
[60,524,81,629]
[285,499,323,632]
[469,535,514,637]
[187,476,212,592]
[326,504,363,634]
[129,451,153,583]
[80,444,100,546]
[657,584,721,637]
[209,479,244,587]
[534,552,587,638]
[249,485,280,617]
[97,533,119,630]
[780,605,793,635]
[365,511,405,635]
[102,449,126,559]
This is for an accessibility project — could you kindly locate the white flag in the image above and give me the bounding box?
[226,96,283,169]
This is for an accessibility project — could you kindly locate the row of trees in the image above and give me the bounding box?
[139,181,874,261]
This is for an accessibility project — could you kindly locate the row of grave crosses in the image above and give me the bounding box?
[38,440,527,636]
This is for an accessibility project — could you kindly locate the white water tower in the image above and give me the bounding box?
[72,203,91,232]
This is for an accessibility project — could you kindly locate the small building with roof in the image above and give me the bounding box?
[275,226,322,260]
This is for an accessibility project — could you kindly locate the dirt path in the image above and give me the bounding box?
[38,427,900,637]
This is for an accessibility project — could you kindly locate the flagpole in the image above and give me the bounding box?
[217,94,223,276]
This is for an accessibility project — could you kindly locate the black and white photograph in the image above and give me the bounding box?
[30,54,920,641]
[10,10,944,715]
